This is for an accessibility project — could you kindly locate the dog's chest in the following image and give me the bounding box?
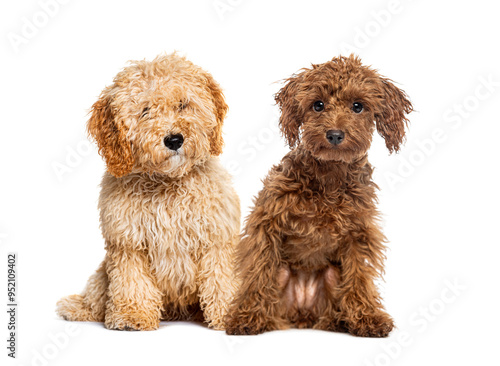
[282,182,373,266]
[100,173,218,253]
[100,171,226,300]
[139,183,207,250]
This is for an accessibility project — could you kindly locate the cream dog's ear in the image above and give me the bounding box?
[374,78,413,153]
[203,73,228,156]
[87,88,134,177]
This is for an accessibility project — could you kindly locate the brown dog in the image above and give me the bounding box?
[225,55,412,337]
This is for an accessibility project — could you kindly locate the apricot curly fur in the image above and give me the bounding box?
[57,53,240,330]
[226,55,412,337]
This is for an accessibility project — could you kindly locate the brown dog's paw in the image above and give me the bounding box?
[313,316,348,333]
[225,318,265,335]
[225,314,282,335]
[104,312,159,331]
[344,312,394,337]
[226,324,265,335]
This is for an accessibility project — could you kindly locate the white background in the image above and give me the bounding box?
[1,0,499,365]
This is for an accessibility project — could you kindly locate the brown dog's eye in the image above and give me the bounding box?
[178,100,188,111]
[313,101,324,112]
[352,102,363,113]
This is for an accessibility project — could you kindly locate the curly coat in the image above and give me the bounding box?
[57,54,240,330]
[225,55,412,337]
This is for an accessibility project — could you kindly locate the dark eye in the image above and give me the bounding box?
[352,102,363,113]
[140,107,150,118]
[313,101,324,112]
[178,100,188,111]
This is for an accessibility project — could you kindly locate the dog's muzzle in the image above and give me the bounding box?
[326,130,345,146]
[164,134,184,151]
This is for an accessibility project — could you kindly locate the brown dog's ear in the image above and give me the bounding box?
[204,74,228,156]
[275,75,302,148]
[374,78,413,153]
[87,89,134,177]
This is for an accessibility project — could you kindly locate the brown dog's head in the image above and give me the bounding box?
[87,53,228,178]
[275,55,412,162]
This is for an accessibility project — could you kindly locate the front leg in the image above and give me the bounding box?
[197,235,239,330]
[104,246,163,331]
[225,225,288,335]
[337,225,394,337]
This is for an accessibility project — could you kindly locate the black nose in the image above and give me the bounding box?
[326,130,345,146]
[164,134,184,151]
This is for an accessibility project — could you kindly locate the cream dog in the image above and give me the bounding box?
[57,53,240,330]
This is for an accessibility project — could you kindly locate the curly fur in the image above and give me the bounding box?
[225,55,412,337]
[57,53,240,330]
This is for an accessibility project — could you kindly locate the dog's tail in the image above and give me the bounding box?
[56,261,108,322]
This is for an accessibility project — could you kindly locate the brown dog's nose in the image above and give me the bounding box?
[326,130,345,146]
[164,134,184,151]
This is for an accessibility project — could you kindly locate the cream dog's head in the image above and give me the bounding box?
[87,53,227,178]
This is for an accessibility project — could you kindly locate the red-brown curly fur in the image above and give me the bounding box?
[225,55,412,337]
